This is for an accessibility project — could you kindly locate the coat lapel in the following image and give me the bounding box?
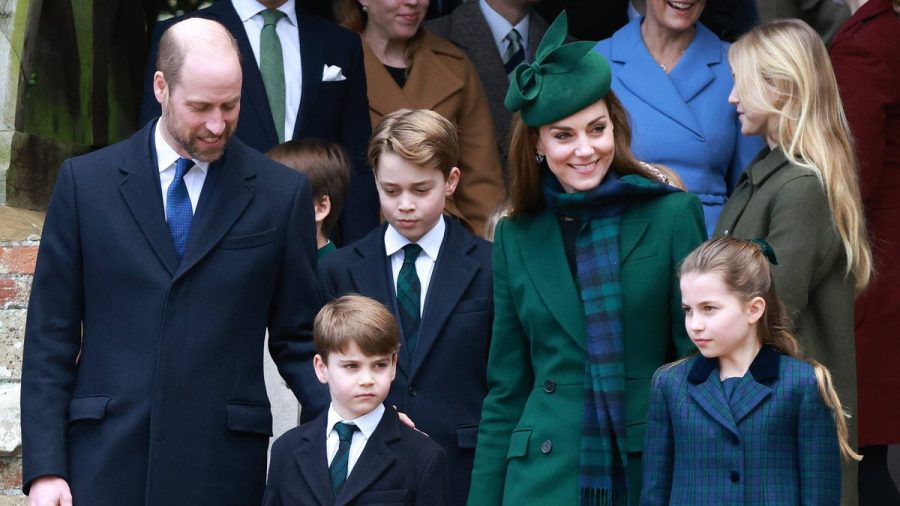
[619,210,649,264]
[521,213,586,349]
[609,19,703,137]
[173,143,254,280]
[687,356,740,437]
[666,23,720,104]
[293,416,335,506]
[731,346,779,423]
[412,220,480,377]
[716,148,780,235]
[118,122,180,276]
[337,409,400,506]
[295,10,323,139]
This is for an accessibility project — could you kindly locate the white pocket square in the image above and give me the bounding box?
[322,64,346,82]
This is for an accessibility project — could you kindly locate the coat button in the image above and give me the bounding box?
[408,386,418,397]
[730,470,740,483]
[540,440,553,454]
[543,379,556,394]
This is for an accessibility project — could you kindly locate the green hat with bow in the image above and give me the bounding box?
[505,12,612,127]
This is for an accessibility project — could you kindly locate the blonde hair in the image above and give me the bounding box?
[680,237,860,461]
[368,108,460,178]
[314,295,400,360]
[729,19,871,293]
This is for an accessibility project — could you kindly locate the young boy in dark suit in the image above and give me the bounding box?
[317,108,494,506]
[263,295,450,506]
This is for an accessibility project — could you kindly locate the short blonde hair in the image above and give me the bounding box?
[314,295,400,360]
[368,108,460,178]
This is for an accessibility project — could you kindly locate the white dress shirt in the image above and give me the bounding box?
[479,0,531,60]
[325,403,385,475]
[232,0,302,141]
[384,216,446,315]
[154,122,209,214]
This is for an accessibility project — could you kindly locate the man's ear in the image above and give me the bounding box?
[445,167,461,195]
[153,71,169,106]
[313,354,329,384]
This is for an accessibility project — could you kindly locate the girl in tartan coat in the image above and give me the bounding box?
[641,237,859,505]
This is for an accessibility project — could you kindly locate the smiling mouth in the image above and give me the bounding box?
[668,1,694,11]
[570,160,599,172]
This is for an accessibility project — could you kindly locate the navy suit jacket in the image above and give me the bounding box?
[139,1,378,243]
[316,218,493,506]
[21,121,320,505]
[641,346,841,505]
[263,405,451,506]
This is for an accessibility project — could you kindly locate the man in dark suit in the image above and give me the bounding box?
[427,0,549,169]
[22,18,319,505]
[140,0,378,244]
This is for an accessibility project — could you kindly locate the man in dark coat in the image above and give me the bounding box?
[22,18,319,506]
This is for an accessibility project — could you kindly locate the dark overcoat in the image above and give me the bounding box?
[21,122,319,505]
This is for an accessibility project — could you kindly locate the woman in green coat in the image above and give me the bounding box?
[716,20,873,505]
[467,14,706,506]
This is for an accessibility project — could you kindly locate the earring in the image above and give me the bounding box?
[535,152,545,163]
[362,5,368,12]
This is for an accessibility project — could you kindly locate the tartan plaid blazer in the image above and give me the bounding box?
[641,346,842,505]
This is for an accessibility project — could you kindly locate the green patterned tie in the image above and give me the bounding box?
[397,244,423,358]
[259,9,287,143]
[330,422,359,496]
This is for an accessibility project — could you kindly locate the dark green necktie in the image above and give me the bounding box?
[397,243,423,358]
[259,9,286,143]
[330,422,359,496]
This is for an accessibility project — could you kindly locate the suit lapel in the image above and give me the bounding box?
[412,220,479,377]
[210,1,278,145]
[118,122,180,276]
[449,3,506,85]
[610,20,702,137]
[527,9,550,61]
[337,409,400,506]
[295,10,323,139]
[173,143,254,280]
[293,416,336,506]
[521,213,586,349]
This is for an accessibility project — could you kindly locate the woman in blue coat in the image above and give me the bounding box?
[593,0,763,235]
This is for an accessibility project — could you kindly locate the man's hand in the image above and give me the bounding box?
[28,476,72,506]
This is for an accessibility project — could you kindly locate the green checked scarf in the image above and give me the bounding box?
[543,171,677,505]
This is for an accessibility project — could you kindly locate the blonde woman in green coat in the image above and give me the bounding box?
[467,14,706,506]
[717,20,872,505]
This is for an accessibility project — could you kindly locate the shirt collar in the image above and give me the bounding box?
[384,215,445,261]
[153,121,209,174]
[478,0,530,53]
[232,0,298,26]
[326,403,385,440]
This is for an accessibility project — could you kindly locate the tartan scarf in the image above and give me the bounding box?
[543,171,677,505]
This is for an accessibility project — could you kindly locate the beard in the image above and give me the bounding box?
[163,99,235,163]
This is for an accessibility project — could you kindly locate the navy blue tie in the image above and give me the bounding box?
[167,158,193,258]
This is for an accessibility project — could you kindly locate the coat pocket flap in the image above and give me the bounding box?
[226,403,273,436]
[68,395,111,422]
[219,229,278,250]
[456,425,479,449]
[506,428,531,459]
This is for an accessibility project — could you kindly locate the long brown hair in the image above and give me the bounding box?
[507,91,652,217]
[680,237,861,461]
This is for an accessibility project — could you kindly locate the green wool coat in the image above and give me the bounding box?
[714,147,859,505]
[468,183,706,506]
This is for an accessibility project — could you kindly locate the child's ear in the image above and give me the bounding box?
[314,195,331,223]
[389,352,398,381]
[445,167,461,195]
[746,296,766,325]
[313,354,329,384]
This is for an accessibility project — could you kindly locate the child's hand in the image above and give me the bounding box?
[28,476,72,506]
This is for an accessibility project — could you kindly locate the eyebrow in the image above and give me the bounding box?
[548,115,608,130]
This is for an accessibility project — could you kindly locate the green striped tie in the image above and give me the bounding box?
[330,422,359,496]
[259,9,286,143]
[397,244,423,358]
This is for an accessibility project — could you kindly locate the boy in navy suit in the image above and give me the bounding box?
[264,295,450,505]
[317,108,494,505]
